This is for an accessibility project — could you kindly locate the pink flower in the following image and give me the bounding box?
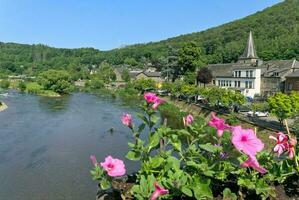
[232,126,264,156]
[100,155,126,177]
[288,137,297,159]
[183,114,194,126]
[269,132,288,156]
[152,98,164,109]
[241,155,267,174]
[121,113,132,128]
[90,155,98,166]
[150,182,169,200]
[208,112,231,137]
[144,92,158,103]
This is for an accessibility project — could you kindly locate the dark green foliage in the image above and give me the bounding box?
[18,81,26,92]
[101,0,299,64]
[197,67,213,86]
[178,41,205,73]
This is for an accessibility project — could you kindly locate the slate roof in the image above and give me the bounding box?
[239,31,258,59]
[285,70,299,78]
[260,60,299,77]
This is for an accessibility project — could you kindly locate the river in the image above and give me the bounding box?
[0,91,139,200]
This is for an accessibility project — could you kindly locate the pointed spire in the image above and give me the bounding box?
[240,31,258,59]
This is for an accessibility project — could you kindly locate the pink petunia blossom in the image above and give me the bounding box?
[100,155,126,177]
[121,113,133,128]
[90,155,98,166]
[208,112,231,137]
[144,92,158,103]
[240,155,267,174]
[152,98,164,109]
[288,137,297,159]
[150,182,169,200]
[269,132,289,156]
[183,114,194,126]
[231,126,264,156]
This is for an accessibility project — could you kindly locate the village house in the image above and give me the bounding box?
[285,70,299,93]
[206,31,299,98]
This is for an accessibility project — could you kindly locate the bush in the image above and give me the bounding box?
[0,80,10,89]
[18,81,26,92]
[38,69,74,94]
[25,82,43,94]
[89,79,104,89]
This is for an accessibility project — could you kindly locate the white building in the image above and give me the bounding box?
[207,31,299,98]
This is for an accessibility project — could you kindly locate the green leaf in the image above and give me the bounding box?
[100,179,111,190]
[150,156,164,168]
[199,143,222,153]
[148,132,160,152]
[223,188,237,200]
[126,150,141,161]
[166,156,180,170]
[138,123,146,133]
[182,186,193,197]
[151,115,159,124]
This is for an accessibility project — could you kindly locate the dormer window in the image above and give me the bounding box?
[273,72,279,76]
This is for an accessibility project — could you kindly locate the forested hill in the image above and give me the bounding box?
[0,0,299,75]
[103,0,299,64]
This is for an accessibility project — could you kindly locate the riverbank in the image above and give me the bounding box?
[159,96,276,151]
[0,102,8,112]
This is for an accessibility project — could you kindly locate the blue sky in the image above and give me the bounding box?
[0,0,281,50]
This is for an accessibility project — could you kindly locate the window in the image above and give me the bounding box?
[245,81,248,88]
[250,70,253,77]
[235,81,237,87]
[246,71,249,77]
[238,81,240,87]
[238,71,241,77]
[229,81,232,87]
[218,80,220,86]
[234,71,238,77]
[249,81,253,89]
[274,72,279,76]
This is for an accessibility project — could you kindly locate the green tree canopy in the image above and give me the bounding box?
[38,69,74,94]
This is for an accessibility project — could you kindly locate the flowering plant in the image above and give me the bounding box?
[91,92,299,199]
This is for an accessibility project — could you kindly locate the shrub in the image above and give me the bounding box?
[18,81,26,92]
[0,80,10,89]
[25,82,43,94]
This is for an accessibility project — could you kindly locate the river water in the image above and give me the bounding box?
[0,91,139,200]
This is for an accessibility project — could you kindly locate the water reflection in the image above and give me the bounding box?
[38,95,70,113]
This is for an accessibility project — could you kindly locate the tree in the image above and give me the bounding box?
[268,92,293,124]
[178,42,205,74]
[38,69,74,94]
[121,69,131,82]
[124,57,138,66]
[184,71,196,85]
[94,62,116,83]
[196,67,213,87]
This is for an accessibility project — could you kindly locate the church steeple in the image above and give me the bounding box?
[238,31,259,65]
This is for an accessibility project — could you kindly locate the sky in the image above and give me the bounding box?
[0,0,282,51]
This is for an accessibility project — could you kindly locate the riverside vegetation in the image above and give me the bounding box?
[90,92,299,200]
